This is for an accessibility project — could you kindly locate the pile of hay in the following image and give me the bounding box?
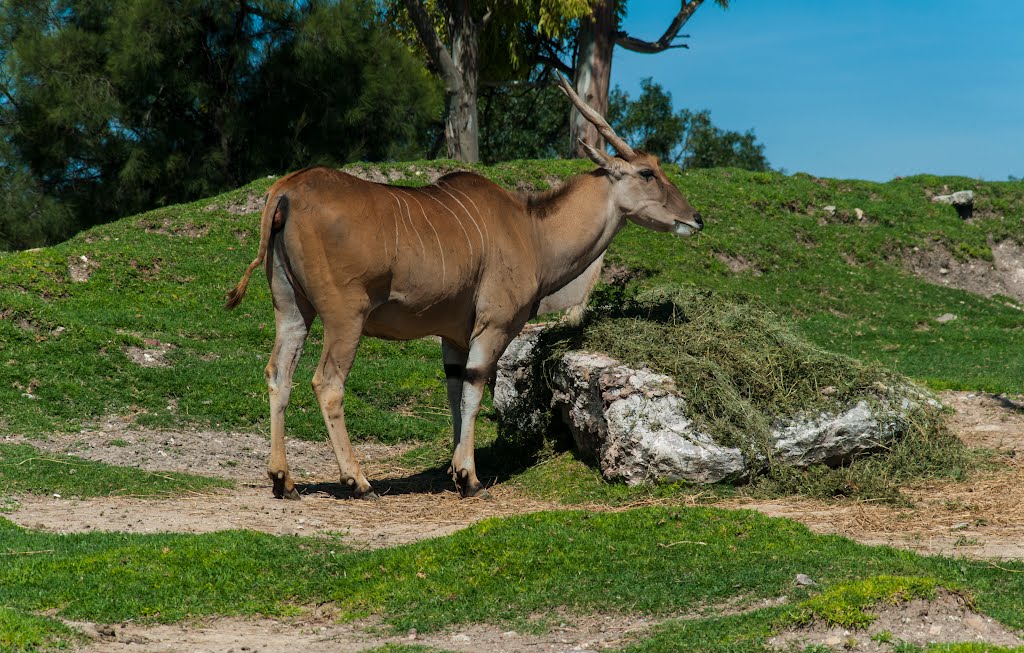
[506,285,964,500]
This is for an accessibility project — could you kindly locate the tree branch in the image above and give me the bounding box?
[615,0,704,54]
[533,53,574,77]
[402,0,460,90]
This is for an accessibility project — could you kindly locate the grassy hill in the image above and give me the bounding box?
[2,160,1021,445]
[3,161,1024,653]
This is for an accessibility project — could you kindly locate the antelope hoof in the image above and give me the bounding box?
[461,483,492,500]
[270,472,300,501]
[354,489,380,501]
[455,475,491,500]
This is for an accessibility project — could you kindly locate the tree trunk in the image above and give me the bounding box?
[569,0,615,158]
[403,0,481,163]
[444,1,480,163]
[570,0,709,159]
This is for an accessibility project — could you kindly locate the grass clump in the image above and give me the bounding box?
[565,285,907,452]
[788,575,940,629]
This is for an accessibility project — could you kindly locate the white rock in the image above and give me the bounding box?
[495,328,938,485]
[931,190,974,205]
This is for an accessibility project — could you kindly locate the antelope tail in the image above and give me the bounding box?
[224,194,288,310]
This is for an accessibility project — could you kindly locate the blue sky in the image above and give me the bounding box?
[611,1,1024,181]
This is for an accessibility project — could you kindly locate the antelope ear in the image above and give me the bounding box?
[579,140,630,178]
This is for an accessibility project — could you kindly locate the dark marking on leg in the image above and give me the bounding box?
[463,367,487,385]
[444,363,463,379]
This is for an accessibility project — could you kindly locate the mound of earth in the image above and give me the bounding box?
[903,240,1024,305]
[769,590,1024,651]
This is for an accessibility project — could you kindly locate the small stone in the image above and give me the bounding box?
[935,313,957,323]
[795,573,817,586]
[854,208,865,220]
[407,628,418,640]
[451,633,471,642]
[823,205,837,216]
[501,630,517,639]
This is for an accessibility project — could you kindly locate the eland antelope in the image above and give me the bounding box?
[225,74,704,500]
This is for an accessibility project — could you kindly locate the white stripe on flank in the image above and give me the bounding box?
[385,190,411,248]
[442,185,489,249]
[391,191,426,257]
[400,189,446,288]
[437,184,487,254]
[418,189,476,260]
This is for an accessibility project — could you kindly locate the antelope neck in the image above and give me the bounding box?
[527,171,623,298]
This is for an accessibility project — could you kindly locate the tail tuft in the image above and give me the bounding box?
[224,283,247,310]
[224,193,286,311]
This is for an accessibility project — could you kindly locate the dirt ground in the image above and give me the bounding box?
[4,390,1024,651]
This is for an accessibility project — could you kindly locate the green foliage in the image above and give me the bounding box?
[0,140,75,251]
[479,83,569,163]
[0,443,230,498]
[0,0,440,250]
[608,78,770,171]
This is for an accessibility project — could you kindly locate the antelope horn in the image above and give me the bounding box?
[556,72,637,161]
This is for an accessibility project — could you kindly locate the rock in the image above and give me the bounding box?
[931,190,974,205]
[795,573,817,586]
[935,313,957,323]
[931,190,974,219]
[495,328,939,485]
[772,400,901,467]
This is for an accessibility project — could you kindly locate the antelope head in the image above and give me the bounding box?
[557,74,704,237]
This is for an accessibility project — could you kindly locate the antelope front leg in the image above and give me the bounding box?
[449,330,509,499]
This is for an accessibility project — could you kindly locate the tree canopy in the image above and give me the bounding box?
[608,78,769,171]
[0,0,441,250]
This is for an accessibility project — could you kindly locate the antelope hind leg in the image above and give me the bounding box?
[314,309,378,500]
[265,244,315,500]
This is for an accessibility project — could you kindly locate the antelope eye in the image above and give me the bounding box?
[639,169,655,181]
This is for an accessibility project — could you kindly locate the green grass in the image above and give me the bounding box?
[0,606,83,653]
[1,506,1023,650]
[789,576,940,629]
[0,174,451,442]
[0,443,230,498]
[3,161,1024,651]
[607,169,1024,394]
[2,162,1021,446]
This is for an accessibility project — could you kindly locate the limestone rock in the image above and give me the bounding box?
[931,190,974,219]
[495,329,938,485]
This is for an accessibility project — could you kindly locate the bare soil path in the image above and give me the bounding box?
[4,390,1024,651]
